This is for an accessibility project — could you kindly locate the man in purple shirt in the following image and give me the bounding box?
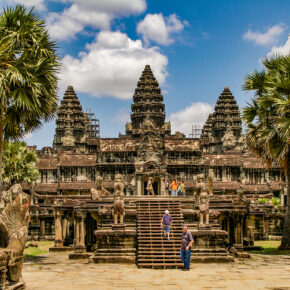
[161,210,172,240]
[180,226,193,271]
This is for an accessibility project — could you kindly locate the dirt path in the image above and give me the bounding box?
[22,253,290,290]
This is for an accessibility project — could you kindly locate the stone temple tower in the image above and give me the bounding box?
[53,86,99,153]
[201,86,242,153]
[126,65,171,137]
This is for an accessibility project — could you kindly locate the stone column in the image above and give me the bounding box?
[54,210,63,247]
[74,219,79,246]
[137,176,142,196]
[79,216,85,247]
[39,219,46,241]
[62,216,68,241]
[160,178,165,196]
[233,214,243,249]
[264,216,269,239]
[74,211,86,252]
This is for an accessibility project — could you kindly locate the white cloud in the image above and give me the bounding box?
[4,0,46,10]
[72,0,146,14]
[169,102,213,136]
[46,5,111,40]
[243,24,286,46]
[60,31,168,100]
[267,34,290,57]
[137,13,186,45]
[46,0,146,40]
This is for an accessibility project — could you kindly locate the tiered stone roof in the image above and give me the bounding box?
[211,86,242,138]
[201,113,213,139]
[53,86,90,150]
[127,65,168,136]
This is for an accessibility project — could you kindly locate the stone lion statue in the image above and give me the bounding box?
[91,176,110,200]
[0,184,30,289]
[113,174,125,224]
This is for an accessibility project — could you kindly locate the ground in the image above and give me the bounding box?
[23,242,290,290]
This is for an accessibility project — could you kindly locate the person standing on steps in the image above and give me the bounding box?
[161,210,172,240]
[171,179,178,196]
[180,225,193,271]
[180,180,186,196]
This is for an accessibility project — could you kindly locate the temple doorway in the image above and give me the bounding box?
[85,213,97,252]
[142,177,160,195]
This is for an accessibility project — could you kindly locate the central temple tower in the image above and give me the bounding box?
[126,65,171,137]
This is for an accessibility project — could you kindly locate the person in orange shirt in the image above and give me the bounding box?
[171,179,178,196]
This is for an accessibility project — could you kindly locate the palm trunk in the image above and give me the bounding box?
[280,151,290,250]
[0,123,3,199]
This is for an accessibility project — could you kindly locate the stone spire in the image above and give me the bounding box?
[53,86,90,151]
[211,86,242,139]
[126,65,170,137]
[202,87,242,153]
[201,113,213,139]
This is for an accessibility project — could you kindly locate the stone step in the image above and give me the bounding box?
[138,237,181,241]
[138,249,181,253]
[138,213,181,215]
[138,258,181,262]
[137,225,183,228]
[138,233,182,236]
[137,200,184,268]
[191,253,228,256]
[94,252,136,257]
[138,263,183,268]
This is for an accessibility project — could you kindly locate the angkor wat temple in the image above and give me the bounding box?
[27,65,286,266]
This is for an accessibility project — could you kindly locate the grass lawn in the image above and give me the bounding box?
[251,240,290,255]
[24,241,54,260]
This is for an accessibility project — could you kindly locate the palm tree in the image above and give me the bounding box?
[2,141,39,186]
[0,5,59,194]
[242,55,290,250]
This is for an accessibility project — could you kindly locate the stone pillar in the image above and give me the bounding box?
[233,215,243,249]
[74,220,79,246]
[39,219,46,241]
[160,178,165,196]
[74,211,86,252]
[79,216,85,247]
[54,210,63,247]
[222,167,226,182]
[264,216,269,240]
[137,177,142,196]
[62,216,68,241]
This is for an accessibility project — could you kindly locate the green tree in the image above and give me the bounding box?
[2,141,38,186]
[242,55,290,250]
[0,5,59,194]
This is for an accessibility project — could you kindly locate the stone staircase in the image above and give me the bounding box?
[136,199,184,268]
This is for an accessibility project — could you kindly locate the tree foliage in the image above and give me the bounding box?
[2,141,38,185]
[242,55,290,250]
[0,5,59,193]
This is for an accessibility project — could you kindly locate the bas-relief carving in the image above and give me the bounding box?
[61,127,75,147]
[113,174,125,224]
[222,128,236,148]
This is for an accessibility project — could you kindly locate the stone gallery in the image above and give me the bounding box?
[22,65,285,267]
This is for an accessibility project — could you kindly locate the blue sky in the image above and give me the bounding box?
[3,0,290,147]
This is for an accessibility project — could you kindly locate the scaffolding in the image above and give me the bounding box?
[189,124,202,138]
[85,108,100,138]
